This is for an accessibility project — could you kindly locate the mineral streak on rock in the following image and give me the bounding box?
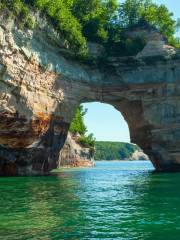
[1,14,180,175]
[0,111,51,148]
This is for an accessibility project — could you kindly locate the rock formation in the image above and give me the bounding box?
[59,133,94,168]
[130,150,149,161]
[1,15,180,175]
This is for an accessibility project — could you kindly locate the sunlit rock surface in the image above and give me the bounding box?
[1,15,180,175]
[59,133,94,168]
[130,150,149,161]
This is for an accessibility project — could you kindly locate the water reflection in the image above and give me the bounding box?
[1,161,180,239]
[0,174,86,239]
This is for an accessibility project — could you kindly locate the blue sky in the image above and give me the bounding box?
[83,0,180,143]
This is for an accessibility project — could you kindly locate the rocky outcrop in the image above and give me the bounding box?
[59,133,94,168]
[130,150,149,161]
[125,24,176,58]
[1,15,180,175]
[137,31,176,58]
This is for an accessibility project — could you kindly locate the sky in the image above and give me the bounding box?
[83,0,180,143]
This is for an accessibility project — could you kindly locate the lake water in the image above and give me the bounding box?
[1,161,180,240]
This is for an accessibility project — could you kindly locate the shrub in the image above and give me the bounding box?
[78,134,96,148]
[0,0,34,30]
[1,0,179,56]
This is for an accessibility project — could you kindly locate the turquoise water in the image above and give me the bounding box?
[1,161,180,239]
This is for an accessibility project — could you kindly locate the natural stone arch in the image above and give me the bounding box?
[0,15,180,175]
[78,97,160,171]
[78,83,179,172]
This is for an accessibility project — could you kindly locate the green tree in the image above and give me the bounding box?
[1,0,180,55]
[70,105,96,148]
[72,0,118,42]
[95,141,139,160]
[30,0,87,55]
[118,0,177,41]
[141,3,175,39]
[70,105,87,135]
[78,134,96,148]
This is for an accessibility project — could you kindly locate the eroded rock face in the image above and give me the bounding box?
[59,133,94,168]
[130,150,149,161]
[1,15,180,175]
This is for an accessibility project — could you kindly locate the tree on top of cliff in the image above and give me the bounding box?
[117,0,178,44]
[70,105,87,135]
[106,0,180,55]
[1,0,179,55]
[72,0,118,43]
[70,105,95,148]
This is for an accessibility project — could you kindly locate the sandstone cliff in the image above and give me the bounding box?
[59,133,94,168]
[130,150,149,161]
[1,13,180,175]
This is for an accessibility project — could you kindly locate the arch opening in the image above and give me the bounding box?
[81,101,151,162]
[83,102,130,143]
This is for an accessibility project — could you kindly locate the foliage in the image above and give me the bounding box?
[1,0,179,55]
[30,0,87,55]
[72,0,118,43]
[95,141,139,160]
[118,0,149,27]
[70,105,87,135]
[78,134,96,148]
[117,0,179,48]
[106,0,180,55]
[70,105,96,148]
[0,0,35,29]
[118,0,175,36]
[168,37,180,48]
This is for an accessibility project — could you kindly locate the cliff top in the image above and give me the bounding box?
[0,0,179,58]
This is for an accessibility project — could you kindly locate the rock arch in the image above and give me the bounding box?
[0,16,180,175]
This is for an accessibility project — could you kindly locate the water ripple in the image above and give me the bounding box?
[1,161,180,239]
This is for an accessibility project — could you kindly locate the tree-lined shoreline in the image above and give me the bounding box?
[95,141,140,160]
